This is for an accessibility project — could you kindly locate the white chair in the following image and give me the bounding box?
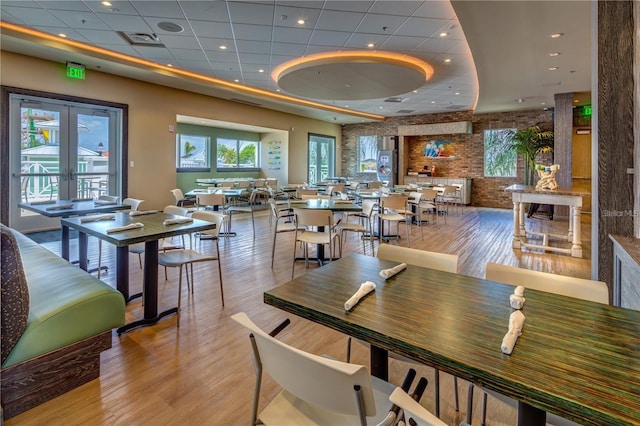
[378,196,413,247]
[114,198,145,272]
[336,199,376,256]
[291,208,340,279]
[389,387,448,426]
[157,211,224,327]
[232,312,444,426]
[95,195,122,279]
[268,199,304,268]
[170,188,195,208]
[466,263,609,426]
[226,189,260,238]
[348,244,460,418]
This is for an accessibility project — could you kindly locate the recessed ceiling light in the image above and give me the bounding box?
[378,106,383,110]
[541,102,546,105]
[234,79,239,82]
[219,45,227,50]
[58,33,67,38]
[101,1,112,6]
[515,98,524,103]
[455,92,460,95]
[297,19,306,25]
[574,99,580,103]
[258,69,264,73]
[444,58,452,63]
[549,52,561,57]
[276,89,281,92]
[550,33,564,38]
[167,63,173,67]
[412,90,418,93]
[367,43,375,48]
[431,101,436,104]
[548,67,559,71]
[439,32,448,37]
[345,83,352,88]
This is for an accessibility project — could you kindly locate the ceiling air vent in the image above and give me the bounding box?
[396,109,415,114]
[384,97,405,103]
[230,98,262,107]
[118,31,165,47]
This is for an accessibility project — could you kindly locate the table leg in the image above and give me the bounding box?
[61,224,70,261]
[571,206,583,258]
[512,201,521,248]
[370,345,389,381]
[117,239,178,334]
[517,401,546,426]
[518,201,526,236]
[78,231,89,271]
[115,246,133,302]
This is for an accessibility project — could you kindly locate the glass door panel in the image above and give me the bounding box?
[308,134,335,185]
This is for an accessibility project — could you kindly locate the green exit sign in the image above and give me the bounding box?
[582,106,592,116]
[66,62,86,80]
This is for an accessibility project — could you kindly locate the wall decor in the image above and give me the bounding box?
[423,140,455,159]
[267,140,281,170]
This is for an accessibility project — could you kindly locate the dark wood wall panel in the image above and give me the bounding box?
[554,92,574,218]
[597,0,635,287]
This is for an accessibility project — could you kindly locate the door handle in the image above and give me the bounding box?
[68,168,75,181]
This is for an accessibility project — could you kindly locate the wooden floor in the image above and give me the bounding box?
[8,206,592,426]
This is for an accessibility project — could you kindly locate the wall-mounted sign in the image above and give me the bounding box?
[66,62,86,80]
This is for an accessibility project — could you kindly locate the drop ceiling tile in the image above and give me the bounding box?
[323,1,374,13]
[76,29,130,45]
[133,46,175,60]
[235,40,272,54]
[227,2,275,25]
[203,50,239,62]
[238,53,271,65]
[316,10,364,32]
[209,61,241,71]
[369,1,421,16]
[309,30,351,47]
[180,1,230,22]
[130,0,185,19]
[379,35,425,51]
[143,18,195,36]
[1,6,67,27]
[270,42,308,56]
[273,5,321,28]
[232,23,273,41]
[198,37,236,51]
[357,13,408,34]
[272,27,312,44]
[48,10,111,30]
[395,17,447,38]
[343,33,389,49]
[171,50,209,61]
[156,34,201,49]
[96,12,154,32]
[85,1,140,15]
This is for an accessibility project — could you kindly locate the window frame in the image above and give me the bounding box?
[176,133,211,172]
[216,138,261,171]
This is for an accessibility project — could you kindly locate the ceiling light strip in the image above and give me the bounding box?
[0,22,385,121]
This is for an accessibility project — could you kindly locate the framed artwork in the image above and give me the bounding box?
[423,140,455,159]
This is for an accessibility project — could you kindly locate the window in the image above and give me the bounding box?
[308,134,335,184]
[358,135,378,173]
[484,128,516,177]
[217,138,260,169]
[177,134,210,171]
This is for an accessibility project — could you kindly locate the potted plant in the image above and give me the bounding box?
[509,125,554,185]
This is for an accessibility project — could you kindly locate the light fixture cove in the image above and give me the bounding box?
[272,51,434,101]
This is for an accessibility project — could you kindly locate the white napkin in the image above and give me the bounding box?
[501,310,526,355]
[130,210,158,216]
[80,214,115,223]
[46,204,73,210]
[509,286,526,309]
[379,263,407,279]
[94,200,118,205]
[106,222,144,234]
[163,217,193,225]
[344,281,376,311]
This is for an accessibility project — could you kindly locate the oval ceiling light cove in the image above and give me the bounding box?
[273,51,433,101]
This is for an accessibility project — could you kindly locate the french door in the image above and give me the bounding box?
[308,134,335,185]
[8,95,122,232]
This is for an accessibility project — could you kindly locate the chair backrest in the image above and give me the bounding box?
[485,263,609,304]
[122,198,144,211]
[163,205,189,216]
[191,210,223,237]
[420,189,439,201]
[231,312,378,417]
[380,195,408,211]
[442,185,457,195]
[361,199,377,218]
[377,244,458,273]
[196,192,220,207]
[293,208,333,228]
[297,188,318,198]
[170,189,184,204]
[368,181,383,189]
[408,191,422,204]
[254,179,266,188]
[220,181,234,187]
[389,387,447,426]
[237,180,250,188]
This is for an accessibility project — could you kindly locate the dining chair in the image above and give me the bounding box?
[195,192,220,211]
[232,312,444,426]
[407,191,425,240]
[347,244,460,418]
[418,189,440,226]
[226,189,260,238]
[94,195,123,279]
[268,199,304,268]
[378,195,413,247]
[465,263,609,426]
[367,181,384,190]
[291,208,340,279]
[336,199,376,256]
[389,387,448,426]
[170,188,195,208]
[157,211,225,327]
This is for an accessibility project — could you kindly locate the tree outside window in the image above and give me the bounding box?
[176,134,210,171]
[358,135,378,173]
[484,129,516,177]
[217,138,260,169]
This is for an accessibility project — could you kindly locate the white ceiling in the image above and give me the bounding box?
[0,1,592,125]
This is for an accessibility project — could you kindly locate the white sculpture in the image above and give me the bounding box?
[535,164,560,190]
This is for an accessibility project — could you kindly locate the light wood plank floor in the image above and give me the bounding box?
[9,206,591,426]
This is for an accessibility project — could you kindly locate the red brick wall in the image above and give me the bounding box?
[341,109,554,208]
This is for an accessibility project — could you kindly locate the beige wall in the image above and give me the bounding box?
[1,51,341,209]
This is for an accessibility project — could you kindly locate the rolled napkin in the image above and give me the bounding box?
[501,310,526,355]
[379,263,408,279]
[46,204,73,211]
[106,222,144,234]
[129,210,158,216]
[514,286,525,297]
[509,286,526,309]
[163,217,193,226]
[344,281,376,311]
[80,214,115,223]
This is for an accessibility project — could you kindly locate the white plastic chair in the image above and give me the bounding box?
[232,312,443,426]
[378,196,413,247]
[268,199,304,268]
[336,199,376,255]
[226,189,260,238]
[389,387,448,426]
[157,210,224,326]
[466,263,609,426]
[291,208,340,279]
[170,188,195,208]
[347,244,460,418]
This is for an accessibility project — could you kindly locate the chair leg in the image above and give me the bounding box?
[177,264,184,327]
[466,382,474,424]
[346,336,352,363]
[434,368,440,417]
[481,390,488,425]
[454,376,459,411]
[216,243,224,307]
[271,230,277,269]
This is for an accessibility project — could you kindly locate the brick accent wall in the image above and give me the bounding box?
[341,109,554,209]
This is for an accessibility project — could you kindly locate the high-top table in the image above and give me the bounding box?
[265,254,640,426]
[505,184,590,258]
[62,211,216,333]
[18,199,131,262]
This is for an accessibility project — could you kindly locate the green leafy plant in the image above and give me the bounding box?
[509,125,554,185]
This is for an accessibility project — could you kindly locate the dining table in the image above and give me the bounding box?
[61,211,216,334]
[264,254,640,426]
[18,198,131,265]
